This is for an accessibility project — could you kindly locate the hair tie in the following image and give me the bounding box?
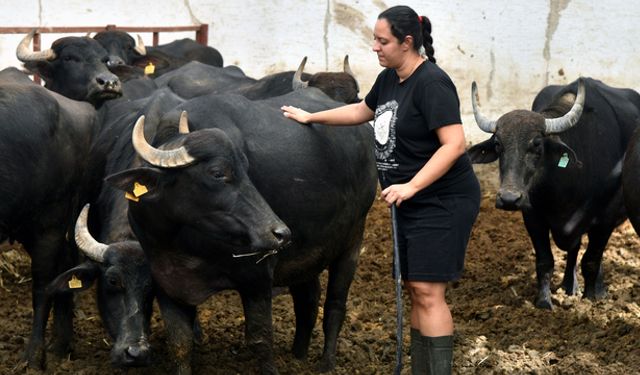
[418,16,423,24]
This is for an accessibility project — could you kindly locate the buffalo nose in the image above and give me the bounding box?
[273,225,291,246]
[496,189,522,210]
[106,56,125,67]
[96,73,121,90]
[126,343,150,361]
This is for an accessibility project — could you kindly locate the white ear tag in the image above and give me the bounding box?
[557,152,569,168]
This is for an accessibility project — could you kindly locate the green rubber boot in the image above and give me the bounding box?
[424,335,453,375]
[410,328,427,375]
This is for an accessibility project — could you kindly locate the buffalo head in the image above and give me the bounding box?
[93,30,146,67]
[47,204,153,368]
[106,113,291,259]
[468,78,585,210]
[17,30,122,106]
[293,56,360,103]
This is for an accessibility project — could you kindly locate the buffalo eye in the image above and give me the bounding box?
[62,55,79,62]
[530,137,544,154]
[208,166,231,182]
[104,269,123,291]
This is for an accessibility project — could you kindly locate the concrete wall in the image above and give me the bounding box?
[0,0,638,143]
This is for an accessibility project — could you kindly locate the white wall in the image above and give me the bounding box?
[0,0,639,143]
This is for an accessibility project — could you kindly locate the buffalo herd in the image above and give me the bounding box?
[1,28,639,374]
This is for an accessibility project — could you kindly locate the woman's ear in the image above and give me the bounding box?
[402,36,414,51]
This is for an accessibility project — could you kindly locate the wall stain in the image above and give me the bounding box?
[183,0,202,25]
[324,0,331,70]
[333,2,373,48]
[488,49,495,100]
[544,0,571,85]
[38,0,43,25]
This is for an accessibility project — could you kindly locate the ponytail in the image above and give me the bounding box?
[419,15,436,64]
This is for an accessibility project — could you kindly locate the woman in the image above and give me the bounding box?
[281,5,480,374]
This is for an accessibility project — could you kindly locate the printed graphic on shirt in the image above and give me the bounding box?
[374,100,399,171]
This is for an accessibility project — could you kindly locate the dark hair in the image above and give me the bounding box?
[378,5,436,64]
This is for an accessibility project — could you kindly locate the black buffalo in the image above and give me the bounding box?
[0,69,99,368]
[468,77,640,309]
[47,204,154,368]
[623,128,640,234]
[17,30,122,106]
[105,87,377,374]
[148,37,223,67]
[93,30,223,77]
[155,56,360,103]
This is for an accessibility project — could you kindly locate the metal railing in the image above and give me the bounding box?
[0,24,209,83]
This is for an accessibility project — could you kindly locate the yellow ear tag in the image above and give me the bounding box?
[125,191,139,202]
[144,62,155,75]
[133,182,148,197]
[68,275,83,289]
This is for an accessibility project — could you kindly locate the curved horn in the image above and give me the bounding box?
[178,111,190,134]
[471,81,497,133]
[134,34,147,56]
[132,115,196,168]
[292,56,309,90]
[343,55,355,77]
[75,204,108,263]
[16,29,56,62]
[544,78,586,134]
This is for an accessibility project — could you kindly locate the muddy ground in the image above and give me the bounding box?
[0,164,638,374]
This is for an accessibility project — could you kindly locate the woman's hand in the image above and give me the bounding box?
[380,183,418,207]
[281,105,312,124]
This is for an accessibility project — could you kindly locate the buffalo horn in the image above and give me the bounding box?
[471,81,497,133]
[544,78,586,134]
[292,56,309,90]
[134,34,147,56]
[132,115,196,168]
[178,111,190,134]
[75,204,107,263]
[343,55,355,77]
[16,30,56,62]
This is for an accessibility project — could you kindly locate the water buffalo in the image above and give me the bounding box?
[155,56,360,104]
[0,69,99,368]
[93,30,223,77]
[468,77,640,309]
[47,205,154,368]
[17,30,122,106]
[105,87,377,374]
[148,37,223,67]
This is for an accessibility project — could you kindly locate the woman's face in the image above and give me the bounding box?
[372,18,408,68]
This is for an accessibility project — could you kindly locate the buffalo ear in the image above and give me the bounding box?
[468,136,499,164]
[23,61,53,81]
[545,136,583,168]
[105,166,165,201]
[131,52,173,75]
[46,262,99,295]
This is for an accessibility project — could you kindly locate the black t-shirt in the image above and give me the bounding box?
[365,60,474,201]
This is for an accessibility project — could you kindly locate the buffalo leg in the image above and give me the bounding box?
[239,286,277,375]
[50,240,76,357]
[582,227,612,300]
[24,234,75,368]
[317,244,360,373]
[523,213,554,309]
[561,244,580,295]
[157,290,195,375]
[289,277,321,359]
